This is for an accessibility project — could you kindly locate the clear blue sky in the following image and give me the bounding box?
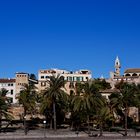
[0,0,140,78]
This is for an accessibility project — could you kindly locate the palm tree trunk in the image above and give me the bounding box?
[99,121,103,137]
[50,118,53,129]
[110,106,114,127]
[124,108,128,136]
[24,110,27,135]
[53,102,56,131]
[0,114,1,133]
[87,115,90,134]
[71,121,73,130]
[138,107,140,123]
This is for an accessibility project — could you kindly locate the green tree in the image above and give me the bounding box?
[111,82,137,136]
[16,84,37,135]
[96,105,113,136]
[29,74,37,80]
[108,92,121,127]
[134,84,140,123]
[94,79,111,90]
[0,88,13,132]
[42,75,68,131]
[72,81,103,133]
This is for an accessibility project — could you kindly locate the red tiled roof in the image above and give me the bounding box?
[125,68,140,73]
[0,79,15,83]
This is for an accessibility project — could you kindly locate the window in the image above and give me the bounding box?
[132,73,137,77]
[46,76,50,79]
[11,84,13,86]
[76,77,80,81]
[73,77,77,81]
[69,82,74,89]
[11,90,13,95]
[86,77,89,81]
[41,76,44,79]
[80,77,84,81]
[67,77,73,81]
[8,83,10,86]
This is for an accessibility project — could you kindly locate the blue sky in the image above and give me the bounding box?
[0,0,140,78]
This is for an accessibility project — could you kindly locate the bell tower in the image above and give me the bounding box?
[115,56,121,76]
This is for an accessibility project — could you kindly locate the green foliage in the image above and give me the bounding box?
[40,75,68,130]
[97,106,114,124]
[0,88,13,131]
[16,84,37,116]
[29,74,37,80]
[93,79,111,90]
[110,81,138,136]
[71,81,106,132]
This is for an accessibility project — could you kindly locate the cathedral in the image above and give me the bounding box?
[109,56,140,87]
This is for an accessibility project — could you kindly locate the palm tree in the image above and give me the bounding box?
[111,82,138,136]
[40,95,53,129]
[42,75,68,131]
[96,105,113,136]
[72,81,103,134]
[108,92,121,127]
[135,84,140,123]
[16,84,37,135]
[0,88,13,132]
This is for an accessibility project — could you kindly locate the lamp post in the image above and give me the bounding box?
[133,114,137,136]
[24,116,27,135]
[43,120,46,138]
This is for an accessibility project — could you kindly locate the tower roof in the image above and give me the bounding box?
[115,56,121,67]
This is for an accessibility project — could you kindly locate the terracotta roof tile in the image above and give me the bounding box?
[0,79,15,83]
[125,68,140,73]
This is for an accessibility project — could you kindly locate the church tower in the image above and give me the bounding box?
[115,56,121,76]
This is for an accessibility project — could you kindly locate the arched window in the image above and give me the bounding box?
[132,73,137,77]
[125,73,131,77]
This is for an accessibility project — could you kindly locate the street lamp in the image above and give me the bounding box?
[133,114,137,136]
[43,120,46,138]
[24,116,27,135]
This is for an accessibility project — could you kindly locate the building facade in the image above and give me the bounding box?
[0,78,16,103]
[38,68,92,94]
[109,57,140,87]
[15,72,29,95]
[0,73,33,104]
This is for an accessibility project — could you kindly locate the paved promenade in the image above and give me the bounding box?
[0,129,140,140]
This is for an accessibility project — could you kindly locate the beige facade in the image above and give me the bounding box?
[15,72,29,96]
[38,68,92,94]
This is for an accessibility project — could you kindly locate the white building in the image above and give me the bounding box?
[0,78,17,103]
